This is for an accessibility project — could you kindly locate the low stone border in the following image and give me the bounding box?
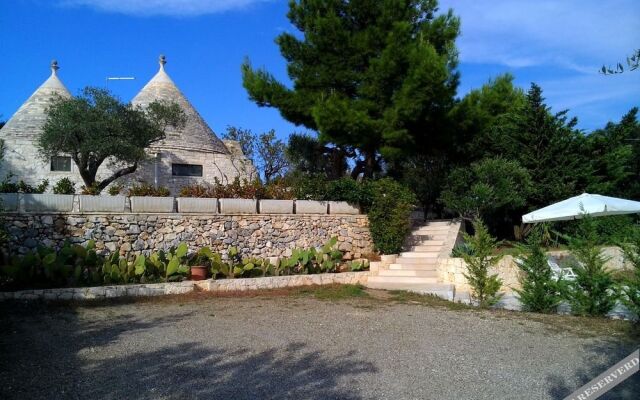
[201,271,369,292]
[0,281,195,301]
[0,272,370,301]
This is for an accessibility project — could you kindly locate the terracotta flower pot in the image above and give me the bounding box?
[190,265,208,281]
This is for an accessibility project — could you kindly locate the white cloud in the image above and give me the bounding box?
[60,0,271,16]
[441,0,640,71]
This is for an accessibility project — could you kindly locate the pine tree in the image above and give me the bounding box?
[490,83,587,209]
[460,218,503,308]
[515,227,564,313]
[242,0,460,177]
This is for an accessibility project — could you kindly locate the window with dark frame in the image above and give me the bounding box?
[171,163,203,177]
[50,156,71,172]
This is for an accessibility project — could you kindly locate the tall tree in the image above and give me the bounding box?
[242,0,460,177]
[222,126,256,164]
[257,129,289,183]
[286,133,349,179]
[584,107,640,199]
[448,74,525,162]
[487,83,587,209]
[223,126,290,183]
[38,87,185,193]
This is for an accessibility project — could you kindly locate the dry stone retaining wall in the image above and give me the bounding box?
[3,212,373,260]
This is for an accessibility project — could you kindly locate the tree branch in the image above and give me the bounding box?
[97,163,138,191]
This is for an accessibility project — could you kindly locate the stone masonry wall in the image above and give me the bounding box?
[3,213,373,260]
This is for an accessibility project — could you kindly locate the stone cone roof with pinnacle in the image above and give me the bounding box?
[0,60,71,140]
[131,55,229,154]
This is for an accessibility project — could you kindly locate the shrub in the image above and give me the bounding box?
[0,239,353,290]
[514,227,565,313]
[80,183,101,195]
[620,237,640,321]
[108,184,123,196]
[179,178,266,199]
[459,218,503,308]
[288,173,329,200]
[52,177,75,194]
[128,182,170,197]
[365,178,415,255]
[439,157,531,221]
[557,215,639,246]
[0,174,49,194]
[566,216,618,316]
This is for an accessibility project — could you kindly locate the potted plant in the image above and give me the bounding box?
[189,247,213,281]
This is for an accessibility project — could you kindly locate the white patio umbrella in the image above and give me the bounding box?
[522,193,640,223]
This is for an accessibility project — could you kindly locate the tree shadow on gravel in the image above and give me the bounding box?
[0,301,376,399]
[545,339,640,399]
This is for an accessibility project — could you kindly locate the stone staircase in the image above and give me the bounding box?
[366,219,463,299]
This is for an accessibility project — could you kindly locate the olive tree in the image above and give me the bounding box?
[38,87,184,193]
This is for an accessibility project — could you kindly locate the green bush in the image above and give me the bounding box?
[620,237,640,321]
[128,182,171,197]
[0,174,48,194]
[0,238,358,290]
[108,184,123,196]
[557,215,639,246]
[514,227,565,313]
[459,218,504,308]
[0,241,192,289]
[52,177,75,194]
[566,216,618,316]
[365,178,416,255]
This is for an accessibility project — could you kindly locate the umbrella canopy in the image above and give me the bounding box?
[522,193,640,223]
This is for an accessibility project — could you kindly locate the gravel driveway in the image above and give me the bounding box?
[1,288,638,399]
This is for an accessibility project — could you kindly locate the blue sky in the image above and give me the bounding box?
[1,0,638,142]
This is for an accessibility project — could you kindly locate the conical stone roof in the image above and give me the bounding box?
[0,60,71,140]
[132,55,229,154]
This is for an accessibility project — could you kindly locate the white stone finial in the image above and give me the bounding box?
[159,54,167,70]
[51,59,59,75]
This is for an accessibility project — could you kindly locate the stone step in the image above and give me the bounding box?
[406,239,445,246]
[367,276,439,285]
[409,245,443,252]
[409,233,448,240]
[389,263,438,271]
[365,282,454,300]
[413,226,452,233]
[378,269,438,277]
[415,221,453,227]
[400,252,439,258]
[395,257,438,264]
[411,233,450,239]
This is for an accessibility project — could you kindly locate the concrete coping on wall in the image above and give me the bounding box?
[0,272,370,301]
[0,193,363,215]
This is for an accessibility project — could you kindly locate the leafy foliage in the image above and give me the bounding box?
[459,219,503,308]
[128,183,171,197]
[514,228,565,313]
[39,87,185,193]
[620,236,640,321]
[52,177,75,195]
[366,178,416,254]
[222,126,289,183]
[242,0,460,176]
[0,238,361,290]
[0,174,48,194]
[566,216,618,316]
[440,157,531,221]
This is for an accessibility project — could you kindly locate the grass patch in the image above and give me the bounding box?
[298,284,369,300]
[490,309,640,341]
[388,290,473,311]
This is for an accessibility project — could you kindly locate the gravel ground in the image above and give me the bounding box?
[0,289,638,400]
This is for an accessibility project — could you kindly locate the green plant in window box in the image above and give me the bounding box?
[52,177,75,194]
